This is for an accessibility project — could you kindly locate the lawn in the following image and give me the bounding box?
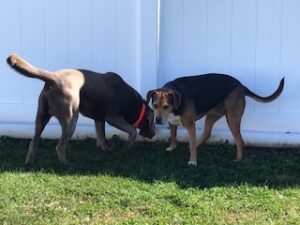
[0,136,299,224]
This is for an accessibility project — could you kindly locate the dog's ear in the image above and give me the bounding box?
[170,90,182,110]
[146,89,157,104]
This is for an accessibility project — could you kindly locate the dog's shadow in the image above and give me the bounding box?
[1,136,300,189]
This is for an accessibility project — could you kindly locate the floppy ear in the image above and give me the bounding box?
[170,90,182,110]
[146,90,156,104]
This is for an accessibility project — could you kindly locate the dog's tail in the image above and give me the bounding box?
[244,77,284,103]
[7,53,56,82]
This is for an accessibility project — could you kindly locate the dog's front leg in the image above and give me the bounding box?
[166,124,177,151]
[184,122,197,166]
[107,117,137,146]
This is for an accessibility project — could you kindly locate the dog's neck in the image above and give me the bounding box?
[133,103,146,128]
[124,93,145,127]
[167,113,182,126]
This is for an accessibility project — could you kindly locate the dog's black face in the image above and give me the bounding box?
[138,105,155,139]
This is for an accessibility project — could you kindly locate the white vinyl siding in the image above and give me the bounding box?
[0,0,300,146]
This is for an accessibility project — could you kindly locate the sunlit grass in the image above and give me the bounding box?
[0,137,299,224]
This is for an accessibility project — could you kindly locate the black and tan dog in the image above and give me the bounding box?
[7,53,155,166]
[147,74,284,166]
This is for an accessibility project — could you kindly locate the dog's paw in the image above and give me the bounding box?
[24,159,34,167]
[187,160,197,166]
[59,162,74,172]
[57,155,73,167]
[233,156,243,162]
[233,158,242,163]
[97,140,113,151]
[166,145,176,151]
[121,141,134,150]
[102,145,113,151]
[24,161,35,171]
[61,160,73,167]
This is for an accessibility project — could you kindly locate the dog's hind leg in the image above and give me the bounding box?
[95,120,111,151]
[225,90,245,161]
[226,112,244,161]
[55,112,79,165]
[25,102,51,166]
[166,124,177,151]
[107,117,137,146]
[197,108,225,148]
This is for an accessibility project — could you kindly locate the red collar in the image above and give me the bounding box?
[133,103,146,128]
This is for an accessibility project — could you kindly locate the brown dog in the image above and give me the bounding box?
[147,74,284,166]
[7,54,155,166]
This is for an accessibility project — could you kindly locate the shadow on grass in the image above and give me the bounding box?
[0,136,300,189]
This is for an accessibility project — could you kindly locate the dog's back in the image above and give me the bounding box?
[164,74,243,114]
[78,70,142,122]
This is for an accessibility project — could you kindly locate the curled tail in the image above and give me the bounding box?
[244,77,284,102]
[7,53,56,82]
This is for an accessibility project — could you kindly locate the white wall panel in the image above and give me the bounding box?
[182,0,207,75]
[93,0,117,72]
[231,0,257,111]
[0,0,22,104]
[280,0,300,112]
[21,0,46,104]
[206,0,232,74]
[1,0,300,145]
[69,0,93,69]
[137,0,159,96]
[45,0,69,70]
[115,0,137,87]
[158,0,184,86]
[158,0,300,139]
[255,0,282,112]
[0,0,141,126]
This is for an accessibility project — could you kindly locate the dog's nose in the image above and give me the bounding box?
[155,117,162,124]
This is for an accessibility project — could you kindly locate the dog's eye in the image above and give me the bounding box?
[153,104,158,109]
[163,105,169,110]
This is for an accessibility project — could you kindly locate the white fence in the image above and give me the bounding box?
[0,0,300,146]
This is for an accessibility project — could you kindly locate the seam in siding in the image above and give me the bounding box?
[278,0,284,112]
[181,0,184,75]
[229,0,233,74]
[20,0,24,103]
[91,0,94,71]
[44,0,47,69]
[204,0,209,73]
[254,0,258,112]
[115,0,118,71]
[67,0,70,68]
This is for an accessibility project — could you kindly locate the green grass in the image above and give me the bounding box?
[0,136,300,224]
